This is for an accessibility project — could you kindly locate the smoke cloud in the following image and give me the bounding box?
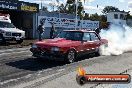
[100,24,132,56]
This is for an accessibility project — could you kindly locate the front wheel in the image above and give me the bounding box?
[66,50,76,63]
[0,35,6,44]
[16,39,23,44]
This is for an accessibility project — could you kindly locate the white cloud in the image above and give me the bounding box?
[84,6,96,10]
[128,1,132,8]
[118,0,125,2]
[80,0,95,4]
[84,5,104,10]
[34,0,63,6]
[85,0,95,3]
[34,0,51,4]
[128,1,132,14]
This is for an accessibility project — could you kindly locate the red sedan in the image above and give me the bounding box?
[30,30,108,63]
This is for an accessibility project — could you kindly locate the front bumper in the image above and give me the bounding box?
[30,48,66,61]
[4,36,24,41]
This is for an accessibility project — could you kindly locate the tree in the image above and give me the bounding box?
[89,13,101,21]
[65,0,84,19]
[56,4,66,13]
[65,0,75,14]
[83,13,90,20]
[100,15,107,22]
[77,1,84,19]
[102,6,120,14]
[127,13,132,19]
[67,0,75,4]
[42,6,49,12]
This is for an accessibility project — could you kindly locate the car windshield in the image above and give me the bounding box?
[0,21,15,28]
[57,31,83,41]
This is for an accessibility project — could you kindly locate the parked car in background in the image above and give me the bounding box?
[0,14,25,44]
[30,30,108,63]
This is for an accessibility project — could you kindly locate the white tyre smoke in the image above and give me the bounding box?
[99,44,110,56]
[100,24,132,56]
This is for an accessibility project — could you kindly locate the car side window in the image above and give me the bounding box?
[90,33,99,41]
[83,33,90,41]
[74,32,83,41]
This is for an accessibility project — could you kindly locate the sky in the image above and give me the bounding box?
[19,0,132,15]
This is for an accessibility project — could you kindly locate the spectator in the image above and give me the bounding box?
[50,22,56,39]
[37,19,45,41]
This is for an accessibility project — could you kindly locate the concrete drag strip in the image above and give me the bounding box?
[1,51,132,88]
[12,72,63,88]
[0,67,66,88]
[0,47,30,54]
[35,53,132,88]
[0,47,31,58]
[0,51,29,56]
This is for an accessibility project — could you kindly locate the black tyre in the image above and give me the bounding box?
[95,48,100,56]
[0,35,3,42]
[0,34,6,44]
[96,44,108,56]
[66,50,76,63]
[16,39,23,44]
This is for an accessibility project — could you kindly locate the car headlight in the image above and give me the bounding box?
[0,29,5,33]
[51,47,60,51]
[31,44,37,48]
[5,32,11,36]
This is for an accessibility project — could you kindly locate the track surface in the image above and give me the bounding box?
[0,47,132,88]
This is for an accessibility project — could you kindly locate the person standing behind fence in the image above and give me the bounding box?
[50,22,56,39]
[37,19,45,41]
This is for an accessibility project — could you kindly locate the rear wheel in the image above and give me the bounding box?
[96,44,108,56]
[66,50,76,63]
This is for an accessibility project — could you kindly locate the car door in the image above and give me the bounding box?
[74,32,85,56]
[82,32,93,54]
[89,32,101,52]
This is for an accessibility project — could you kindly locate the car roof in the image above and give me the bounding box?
[63,30,95,33]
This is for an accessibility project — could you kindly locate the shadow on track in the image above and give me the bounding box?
[6,58,67,71]
[6,53,99,71]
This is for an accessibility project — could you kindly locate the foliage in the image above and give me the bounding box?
[57,4,66,13]
[83,13,90,20]
[102,6,120,14]
[127,14,132,19]
[83,13,107,22]
[41,6,49,12]
[65,0,84,19]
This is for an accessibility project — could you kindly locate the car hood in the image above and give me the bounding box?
[35,38,81,47]
[0,28,25,33]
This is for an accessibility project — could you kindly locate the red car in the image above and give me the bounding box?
[30,30,108,63]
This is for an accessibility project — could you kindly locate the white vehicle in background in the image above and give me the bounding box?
[0,13,25,44]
